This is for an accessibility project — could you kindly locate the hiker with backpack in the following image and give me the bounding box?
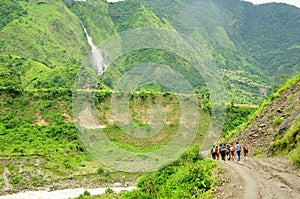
[235,141,242,161]
[242,143,249,158]
[226,144,230,160]
[211,145,217,160]
[219,142,227,161]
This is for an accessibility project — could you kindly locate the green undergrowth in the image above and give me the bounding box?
[271,119,300,167]
[0,0,89,68]
[0,87,254,191]
[225,73,300,141]
[0,54,79,91]
[73,146,217,199]
[252,73,300,120]
[222,103,255,137]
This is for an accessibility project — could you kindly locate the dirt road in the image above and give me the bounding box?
[215,157,300,199]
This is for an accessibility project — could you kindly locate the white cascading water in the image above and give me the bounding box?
[83,26,106,75]
[78,26,107,129]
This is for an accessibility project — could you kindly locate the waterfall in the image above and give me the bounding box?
[83,26,106,75]
[77,25,108,129]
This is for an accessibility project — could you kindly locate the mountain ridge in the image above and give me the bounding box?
[0,0,299,104]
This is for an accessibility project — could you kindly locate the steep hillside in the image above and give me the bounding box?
[0,0,90,68]
[64,0,117,45]
[66,0,300,104]
[0,81,256,193]
[141,0,300,80]
[140,0,299,102]
[0,0,298,104]
[213,74,300,199]
[231,73,300,166]
[0,54,79,91]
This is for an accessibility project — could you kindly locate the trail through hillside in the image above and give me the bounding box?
[215,157,300,199]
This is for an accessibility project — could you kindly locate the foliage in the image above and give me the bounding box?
[273,117,283,126]
[122,146,216,198]
[0,55,79,91]
[0,0,27,31]
[0,90,94,188]
[73,190,91,199]
[222,104,255,136]
[252,73,300,120]
[63,147,216,199]
[271,119,300,167]
[138,0,300,103]
[65,0,116,45]
[105,187,114,194]
[1,0,299,105]
[252,147,266,158]
[97,166,104,174]
[226,73,300,140]
[0,0,89,68]
[108,1,173,32]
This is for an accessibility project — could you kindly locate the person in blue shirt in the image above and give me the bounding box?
[235,141,242,161]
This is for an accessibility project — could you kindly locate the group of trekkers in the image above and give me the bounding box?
[211,142,249,161]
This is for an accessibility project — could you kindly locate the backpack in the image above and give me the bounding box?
[211,147,216,154]
[244,145,248,152]
[236,144,241,152]
[220,144,226,153]
[230,146,235,152]
[220,147,226,153]
[225,147,230,154]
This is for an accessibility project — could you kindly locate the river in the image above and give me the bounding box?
[0,186,136,199]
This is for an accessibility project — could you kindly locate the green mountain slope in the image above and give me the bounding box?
[230,73,300,167]
[137,0,299,102]
[230,2,300,78]
[65,0,117,45]
[0,0,299,195]
[0,0,27,31]
[141,0,300,78]
[1,0,299,104]
[0,54,79,91]
[65,0,299,104]
[0,0,90,68]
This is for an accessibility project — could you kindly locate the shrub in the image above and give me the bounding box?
[11,176,20,185]
[129,146,216,198]
[105,187,114,194]
[83,190,91,196]
[32,175,43,187]
[270,93,280,101]
[273,117,283,126]
[97,166,104,174]
[289,145,300,168]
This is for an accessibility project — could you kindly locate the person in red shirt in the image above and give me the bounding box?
[230,143,235,160]
[215,146,220,160]
[242,143,249,159]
